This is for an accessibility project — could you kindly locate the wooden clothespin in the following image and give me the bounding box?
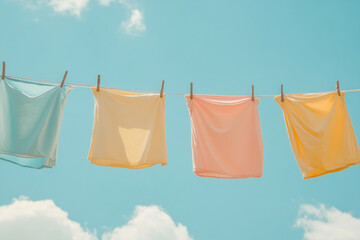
[336,80,341,96]
[2,61,5,80]
[281,84,284,102]
[251,85,254,101]
[190,82,193,100]
[60,71,68,87]
[160,80,165,98]
[97,75,101,91]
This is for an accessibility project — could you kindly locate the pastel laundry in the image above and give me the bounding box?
[275,92,360,179]
[185,95,263,178]
[88,88,167,168]
[0,78,72,168]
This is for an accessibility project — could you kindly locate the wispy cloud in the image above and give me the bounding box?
[0,197,192,240]
[98,0,114,7]
[12,0,47,9]
[13,0,89,17]
[48,0,89,17]
[98,0,132,8]
[296,204,360,240]
[98,0,146,36]
[12,0,146,34]
[120,9,146,36]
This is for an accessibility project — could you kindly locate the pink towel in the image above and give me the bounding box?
[185,95,263,178]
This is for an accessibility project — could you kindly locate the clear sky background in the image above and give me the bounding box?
[0,0,360,239]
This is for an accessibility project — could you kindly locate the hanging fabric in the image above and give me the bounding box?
[88,88,167,168]
[0,78,72,168]
[185,95,263,178]
[275,92,360,179]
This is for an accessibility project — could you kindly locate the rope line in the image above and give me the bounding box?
[5,75,360,97]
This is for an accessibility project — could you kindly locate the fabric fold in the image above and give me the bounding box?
[275,91,360,179]
[88,88,167,168]
[185,95,263,178]
[0,78,72,168]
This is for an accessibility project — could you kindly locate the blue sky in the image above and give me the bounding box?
[0,0,360,239]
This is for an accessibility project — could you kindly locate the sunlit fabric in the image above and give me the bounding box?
[185,95,263,178]
[275,92,360,179]
[88,88,167,168]
[0,78,72,168]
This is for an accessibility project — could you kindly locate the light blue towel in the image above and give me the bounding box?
[0,78,72,168]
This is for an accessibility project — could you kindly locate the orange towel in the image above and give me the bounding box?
[275,92,360,179]
[88,88,167,169]
[185,95,263,178]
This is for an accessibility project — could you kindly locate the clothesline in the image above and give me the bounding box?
[5,75,360,98]
[1,72,359,177]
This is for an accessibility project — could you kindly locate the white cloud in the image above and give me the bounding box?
[103,205,192,240]
[14,0,146,33]
[120,9,146,36]
[0,196,97,240]
[13,0,89,16]
[296,204,360,240]
[48,0,89,17]
[97,0,146,36]
[0,197,192,240]
[98,0,114,6]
